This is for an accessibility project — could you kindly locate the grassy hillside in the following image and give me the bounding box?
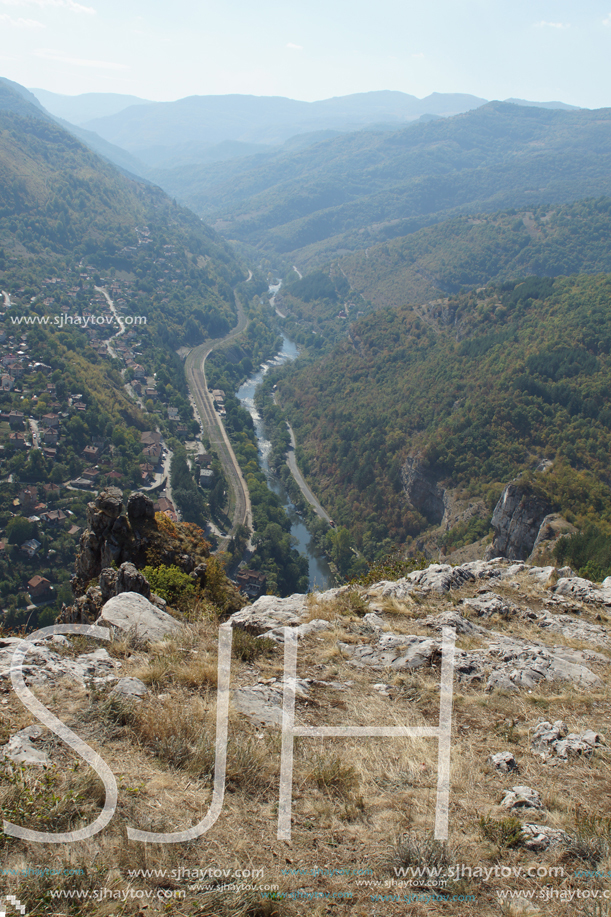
[157,102,611,267]
[277,274,611,559]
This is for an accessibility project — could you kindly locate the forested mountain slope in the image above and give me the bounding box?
[165,103,611,267]
[276,197,611,350]
[0,78,243,345]
[277,275,611,559]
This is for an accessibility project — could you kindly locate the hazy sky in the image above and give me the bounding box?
[0,0,609,107]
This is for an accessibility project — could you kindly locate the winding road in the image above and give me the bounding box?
[95,285,125,358]
[286,421,332,523]
[185,297,253,542]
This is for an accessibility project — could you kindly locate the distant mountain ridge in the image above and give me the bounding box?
[27,88,578,173]
[161,101,611,267]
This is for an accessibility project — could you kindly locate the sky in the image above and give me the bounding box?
[0,0,609,107]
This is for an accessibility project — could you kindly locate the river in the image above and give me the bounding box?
[236,336,334,591]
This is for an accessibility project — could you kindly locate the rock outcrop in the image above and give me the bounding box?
[72,489,212,595]
[401,455,445,524]
[488,484,552,560]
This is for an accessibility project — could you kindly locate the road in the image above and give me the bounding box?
[95,286,125,358]
[286,421,332,523]
[29,417,40,450]
[185,297,253,543]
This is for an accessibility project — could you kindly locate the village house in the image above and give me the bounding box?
[9,432,27,450]
[42,428,59,446]
[27,575,52,601]
[41,509,67,525]
[42,412,59,428]
[8,411,24,428]
[141,431,162,446]
[142,442,162,464]
[82,445,100,462]
[21,538,41,558]
[235,569,267,599]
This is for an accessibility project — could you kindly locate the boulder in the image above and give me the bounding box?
[0,726,49,767]
[521,823,571,851]
[501,786,543,810]
[98,592,181,643]
[531,720,604,759]
[488,751,518,773]
[111,677,148,698]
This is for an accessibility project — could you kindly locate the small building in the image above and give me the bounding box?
[21,538,41,558]
[199,468,214,488]
[8,411,24,429]
[42,413,59,428]
[82,445,100,462]
[42,509,67,525]
[235,569,267,599]
[27,575,52,600]
[9,432,27,450]
[42,428,59,446]
[20,487,38,511]
[141,431,162,446]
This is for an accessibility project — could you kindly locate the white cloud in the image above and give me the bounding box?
[0,12,44,26]
[0,0,95,15]
[34,49,128,69]
[534,20,570,30]
[286,42,303,50]
[604,13,611,26]
[411,52,425,59]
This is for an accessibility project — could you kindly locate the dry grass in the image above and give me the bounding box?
[2,566,611,916]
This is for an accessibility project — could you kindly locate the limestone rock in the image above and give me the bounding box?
[229,591,339,634]
[0,636,118,686]
[554,576,611,606]
[111,677,148,698]
[0,726,49,767]
[342,633,441,670]
[95,487,124,520]
[521,823,571,851]
[501,785,543,810]
[116,562,151,600]
[127,491,155,521]
[488,751,518,773]
[232,679,310,727]
[401,455,445,524]
[463,592,520,618]
[531,720,603,759]
[488,484,552,560]
[74,530,101,581]
[99,567,118,602]
[98,592,181,643]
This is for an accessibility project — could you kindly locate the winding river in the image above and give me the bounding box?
[237,336,333,591]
